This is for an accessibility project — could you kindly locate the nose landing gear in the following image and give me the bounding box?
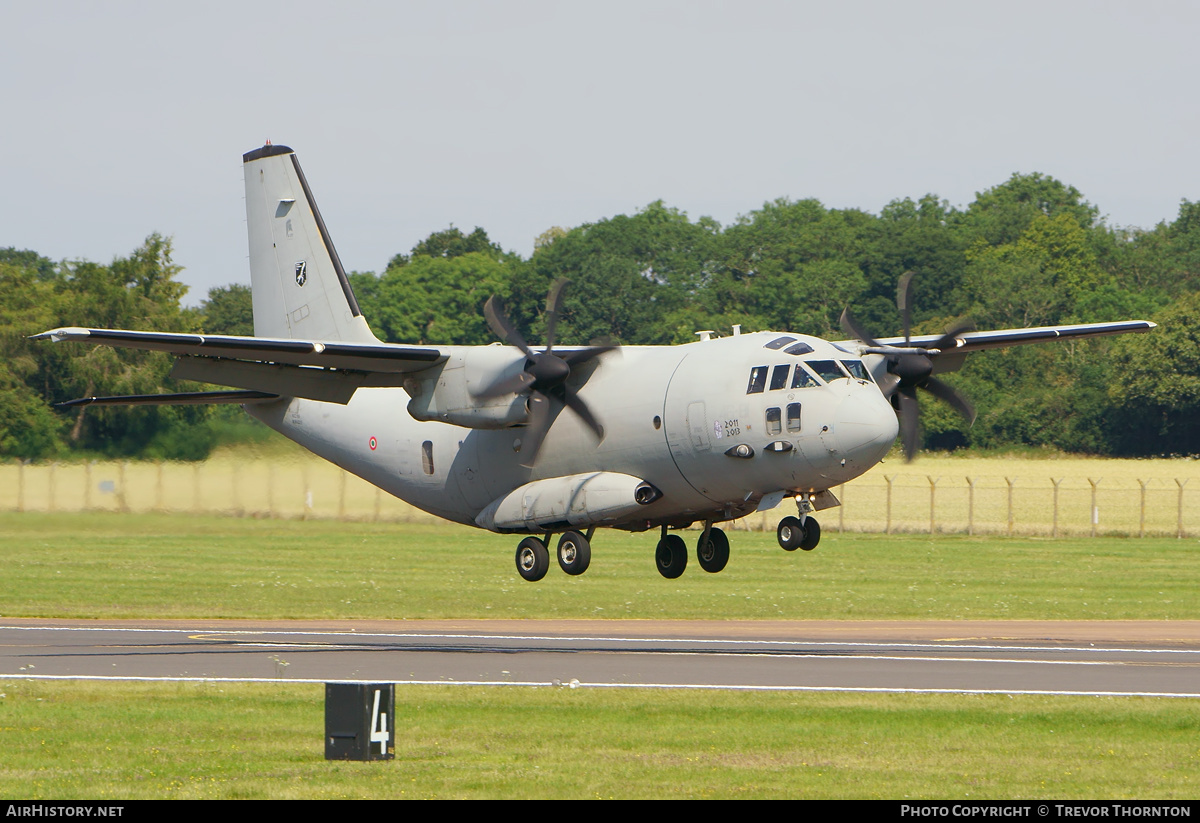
[776,515,820,551]
[777,493,821,552]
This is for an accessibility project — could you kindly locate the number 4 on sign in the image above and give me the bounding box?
[370,689,390,753]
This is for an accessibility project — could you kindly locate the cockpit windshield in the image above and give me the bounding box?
[806,360,848,383]
[840,360,871,381]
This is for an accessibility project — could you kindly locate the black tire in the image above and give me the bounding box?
[696,527,730,573]
[557,531,591,576]
[777,516,804,551]
[799,517,821,551]
[655,534,688,579]
[515,536,549,582]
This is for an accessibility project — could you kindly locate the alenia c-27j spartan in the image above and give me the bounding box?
[36,145,1156,581]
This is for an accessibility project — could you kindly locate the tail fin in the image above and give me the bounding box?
[243,144,379,343]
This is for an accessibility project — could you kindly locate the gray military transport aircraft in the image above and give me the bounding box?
[35,144,1156,581]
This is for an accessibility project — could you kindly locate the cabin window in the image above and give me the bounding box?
[786,402,802,433]
[840,360,870,381]
[769,364,791,391]
[807,360,848,383]
[421,440,435,475]
[791,365,820,389]
[746,366,768,394]
[764,336,796,350]
[766,406,782,436]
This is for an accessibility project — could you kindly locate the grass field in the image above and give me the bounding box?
[3,512,1200,620]
[1,682,1198,799]
[2,512,1199,799]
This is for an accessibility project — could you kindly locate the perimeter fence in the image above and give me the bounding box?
[2,457,1197,538]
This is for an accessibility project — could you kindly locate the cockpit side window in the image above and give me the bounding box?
[747,366,768,394]
[807,360,848,383]
[769,364,790,391]
[791,364,820,389]
[840,360,871,381]
[764,336,796,350]
[766,406,782,435]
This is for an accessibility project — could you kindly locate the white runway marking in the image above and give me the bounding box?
[2,672,1199,699]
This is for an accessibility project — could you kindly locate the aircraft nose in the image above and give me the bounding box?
[835,385,898,467]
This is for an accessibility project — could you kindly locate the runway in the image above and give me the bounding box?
[2,619,1198,697]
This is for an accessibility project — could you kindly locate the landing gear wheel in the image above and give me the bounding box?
[696,527,730,573]
[655,534,688,579]
[777,516,804,551]
[557,531,591,576]
[515,536,549,582]
[799,517,820,551]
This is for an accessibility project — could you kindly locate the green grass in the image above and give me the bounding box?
[2,512,1199,620]
[1,681,1197,799]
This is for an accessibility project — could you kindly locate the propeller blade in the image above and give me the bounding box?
[519,392,555,468]
[839,307,882,348]
[472,370,535,399]
[930,319,975,352]
[561,343,618,367]
[923,377,977,426]
[875,370,901,398]
[897,271,915,345]
[897,387,920,462]
[543,278,568,352]
[561,385,605,441]
[484,296,535,359]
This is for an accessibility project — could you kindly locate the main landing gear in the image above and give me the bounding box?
[514,529,593,582]
[655,523,729,579]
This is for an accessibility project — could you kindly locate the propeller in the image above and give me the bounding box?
[839,271,976,461]
[475,279,616,467]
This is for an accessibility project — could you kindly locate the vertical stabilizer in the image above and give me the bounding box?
[243,145,379,342]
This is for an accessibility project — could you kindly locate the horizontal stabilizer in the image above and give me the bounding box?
[55,390,280,408]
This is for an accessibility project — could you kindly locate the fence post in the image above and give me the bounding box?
[1138,479,1149,538]
[1089,478,1102,537]
[927,476,939,534]
[118,461,129,513]
[1051,478,1063,538]
[1177,479,1189,539]
[885,475,895,534]
[966,477,976,536]
[156,460,165,512]
[1005,477,1015,536]
[338,471,347,520]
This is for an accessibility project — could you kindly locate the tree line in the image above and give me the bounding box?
[3,172,1198,460]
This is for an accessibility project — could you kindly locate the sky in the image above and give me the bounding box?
[2,0,1197,305]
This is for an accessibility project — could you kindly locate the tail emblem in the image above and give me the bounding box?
[294,261,307,287]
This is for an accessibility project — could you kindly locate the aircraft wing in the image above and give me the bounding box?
[32,327,448,405]
[835,319,1155,374]
[868,319,1157,353]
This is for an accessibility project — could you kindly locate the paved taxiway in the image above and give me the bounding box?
[2,619,1198,696]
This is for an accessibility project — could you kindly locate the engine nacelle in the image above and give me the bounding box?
[405,346,530,429]
[475,472,662,532]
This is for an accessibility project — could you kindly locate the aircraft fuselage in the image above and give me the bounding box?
[246,330,898,532]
